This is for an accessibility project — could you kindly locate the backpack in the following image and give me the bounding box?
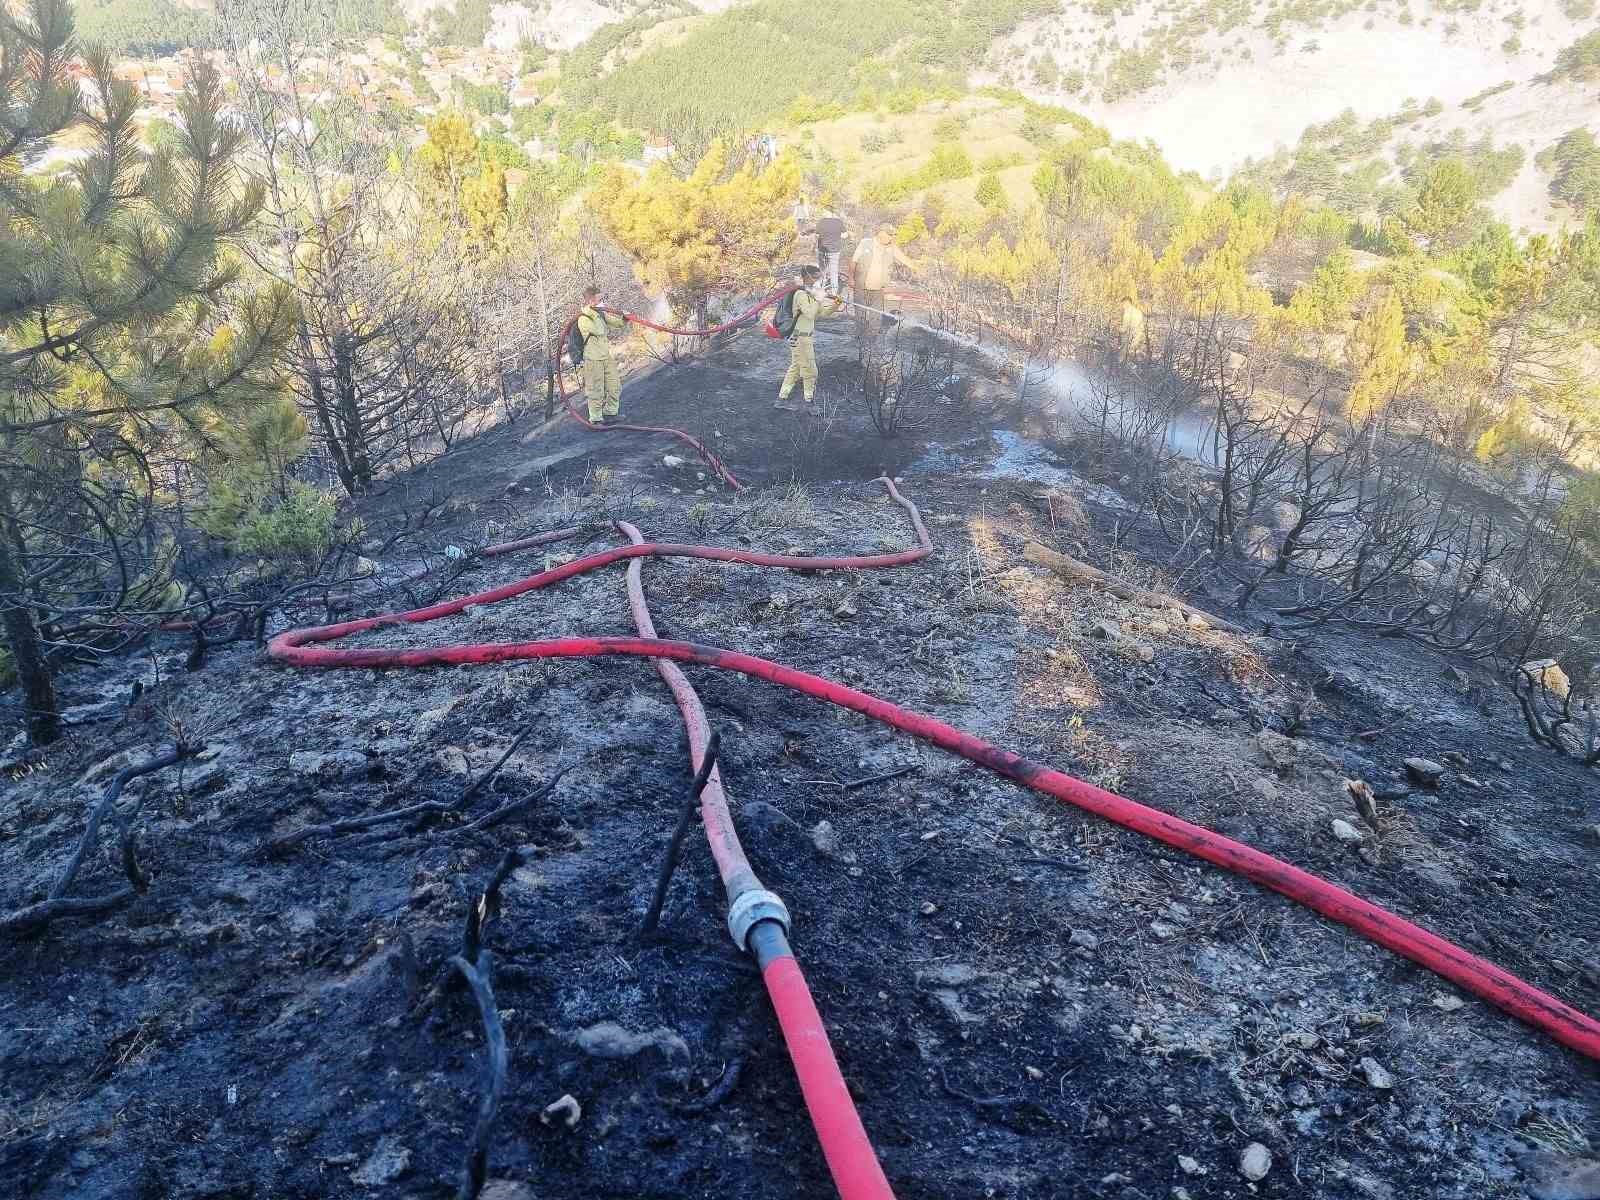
[766,289,800,340]
[566,321,591,366]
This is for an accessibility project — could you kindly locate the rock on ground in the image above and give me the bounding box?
[350,1136,410,1187]
[568,1022,688,1060]
[1404,757,1446,785]
[1330,818,1365,844]
[1239,1142,1272,1181]
[1358,1056,1395,1089]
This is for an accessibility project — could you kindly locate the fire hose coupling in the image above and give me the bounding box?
[726,888,791,953]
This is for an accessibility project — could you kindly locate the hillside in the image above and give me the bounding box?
[991,0,1598,228]
[795,93,1071,212]
[5,319,1598,1200]
[1233,74,1600,234]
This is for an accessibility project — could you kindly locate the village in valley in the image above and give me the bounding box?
[40,29,588,186]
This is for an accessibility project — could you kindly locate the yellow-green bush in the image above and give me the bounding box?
[896,212,929,244]
[1559,474,1600,553]
[232,483,342,564]
[863,143,974,204]
[198,398,310,541]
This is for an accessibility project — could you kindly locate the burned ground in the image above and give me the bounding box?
[1,319,1597,1200]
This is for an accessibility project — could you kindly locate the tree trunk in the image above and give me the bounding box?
[0,529,59,745]
[332,333,371,493]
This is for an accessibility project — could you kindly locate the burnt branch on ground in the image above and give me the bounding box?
[452,763,572,835]
[262,728,541,856]
[1,826,150,938]
[638,730,721,940]
[49,743,195,902]
[463,849,522,967]
[448,952,508,1200]
[414,849,523,1021]
[667,1057,744,1113]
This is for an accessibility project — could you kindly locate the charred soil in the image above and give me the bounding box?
[2,320,1597,1200]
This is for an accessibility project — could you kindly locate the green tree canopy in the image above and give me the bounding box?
[1,0,290,744]
[589,140,800,319]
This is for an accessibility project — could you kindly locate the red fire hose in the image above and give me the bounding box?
[554,286,800,491]
[618,516,896,1198]
[268,478,1600,1195]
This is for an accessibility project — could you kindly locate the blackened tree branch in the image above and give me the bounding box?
[2,823,149,937]
[638,731,720,940]
[50,743,194,900]
[262,729,539,856]
[449,952,508,1200]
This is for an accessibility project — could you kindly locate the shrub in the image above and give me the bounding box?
[1556,30,1600,80]
[1563,475,1600,554]
[896,212,929,244]
[479,132,531,170]
[885,87,926,114]
[975,171,1007,209]
[1539,128,1600,215]
[925,142,975,182]
[979,151,1027,171]
[1103,46,1164,102]
[1032,160,1061,201]
[457,80,509,115]
[1019,114,1058,148]
[788,94,846,124]
[511,104,554,140]
[232,483,342,564]
[198,399,310,542]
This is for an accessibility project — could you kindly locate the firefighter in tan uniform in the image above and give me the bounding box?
[576,285,628,425]
[775,265,842,411]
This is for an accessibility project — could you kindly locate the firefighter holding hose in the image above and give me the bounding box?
[774,265,842,412]
[574,285,628,426]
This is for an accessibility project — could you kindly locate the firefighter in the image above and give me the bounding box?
[575,285,627,425]
[774,265,842,412]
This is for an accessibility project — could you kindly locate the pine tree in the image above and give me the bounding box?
[1,0,289,745]
[1346,288,1408,423]
[590,141,800,323]
[1401,159,1479,253]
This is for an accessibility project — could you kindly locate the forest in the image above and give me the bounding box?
[566,0,1060,132]
[71,0,216,56]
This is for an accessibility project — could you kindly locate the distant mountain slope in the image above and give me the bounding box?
[562,0,1061,131]
[987,0,1597,227]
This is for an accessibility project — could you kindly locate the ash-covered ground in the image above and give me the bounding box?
[2,319,1597,1200]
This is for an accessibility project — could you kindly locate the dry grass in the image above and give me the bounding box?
[805,95,1045,209]
[1520,1113,1595,1156]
